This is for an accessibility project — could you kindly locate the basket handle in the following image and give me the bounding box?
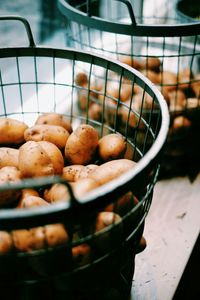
[85,0,137,26]
[0,15,36,47]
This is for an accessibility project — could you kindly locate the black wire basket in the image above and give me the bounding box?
[58,0,200,180]
[0,16,169,300]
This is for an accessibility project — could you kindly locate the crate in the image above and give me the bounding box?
[0,16,169,300]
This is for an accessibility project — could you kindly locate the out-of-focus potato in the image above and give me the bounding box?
[18,141,54,178]
[191,73,200,98]
[12,229,34,252]
[0,166,21,207]
[0,118,28,145]
[43,183,71,203]
[72,243,91,267]
[98,133,127,162]
[159,71,177,92]
[142,57,161,72]
[18,195,49,209]
[17,188,40,208]
[0,231,13,254]
[35,113,72,133]
[45,224,69,248]
[24,124,70,149]
[178,68,193,90]
[89,159,137,186]
[65,124,99,165]
[38,141,64,175]
[72,177,99,199]
[0,147,19,169]
[119,55,143,70]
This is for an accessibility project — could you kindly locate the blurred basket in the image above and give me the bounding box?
[0,16,169,300]
[58,0,200,179]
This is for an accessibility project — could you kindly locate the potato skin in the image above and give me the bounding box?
[0,166,21,207]
[18,141,54,178]
[17,195,49,209]
[98,133,127,162]
[0,118,28,145]
[62,165,84,182]
[24,124,70,149]
[43,183,71,203]
[38,141,64,175]
[65,124,99,165]
[0,231,13,254]
[89,159,137,186]
[35,113,72,133]
[45,224,69,247]
[17,188,40,208]
[0,147,19,169]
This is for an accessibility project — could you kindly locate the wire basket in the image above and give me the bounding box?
[0,16,169,300]
[58,0,200,179]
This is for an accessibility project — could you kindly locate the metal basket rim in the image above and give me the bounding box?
[58,0,200,37]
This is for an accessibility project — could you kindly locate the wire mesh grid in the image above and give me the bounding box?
[58,0,200,179]
[0,16,169,300]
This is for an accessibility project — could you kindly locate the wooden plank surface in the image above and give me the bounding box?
[130,174,200,300]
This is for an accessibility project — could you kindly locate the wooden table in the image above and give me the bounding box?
[131,174,200,300]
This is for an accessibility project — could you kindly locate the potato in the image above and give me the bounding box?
[12,229,34,252]
[0,231,13,254]
[119,55,143,70]
[171,116,191,132]
[18,141,54,178]
[17,195,49,209]
[76,164,98,180]
[135,236,147,254]
[17,188,40,208]
[45,224,69,247]
[178,68,193,90]
[0,117,28,145]
[93,212,123,253]
[104,191,136,216]
[0,166,21,207]
[169,89,186,111]
[89,159,137,186]
[24,124,70,149]
[62,165,84,182]
[143,70,161,84]
[0,147,19,169]
[191,73,200,98]
[142,57,161,72]
[43,183,71,203]
[75,72,88,86]
[88,103,102,121]
[72,243,91,267]
[65,124,99,165]
[35,113,72,133]
[38,141,64,175]
[29,227,46,250]
[72,177,100,199]
[159,71,177,92]
[98,133,127,162]
[106,82,133,102]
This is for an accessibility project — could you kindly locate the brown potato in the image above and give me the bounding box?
[72,177,100,199]
[0,231,13,254]
[106,82,133,102]
[143,70,161,84]
[45,224,69,247]
[38,141,64,175]
[169,89,186,111]
[35,113,72,133]
[43,183,71,203]
[76,164,98,180]
[17,188,40,208]
[24,124,70,149]
[65,124,99,165]
[191,73,200,98]
[142,57,161,72]
[29,227,46,250]
[88,103,102,121]
[104,191,136,216]
[119,55,143,70]
[159,71,177,92]
[18,141,54,178]
[72,243,91,267]
[62,165,84,182]
[18,195,49,209]
[0,166,21,207]
[89,159,137,186]
[0,118,28,145]
[0,147,19,169]
[98,133,127,162]
[178,68,193,90]
[75,72,88,86]
[12,229,34,252]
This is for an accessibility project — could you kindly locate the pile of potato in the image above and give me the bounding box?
[0,113,143,266]
[75,56,200,136]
